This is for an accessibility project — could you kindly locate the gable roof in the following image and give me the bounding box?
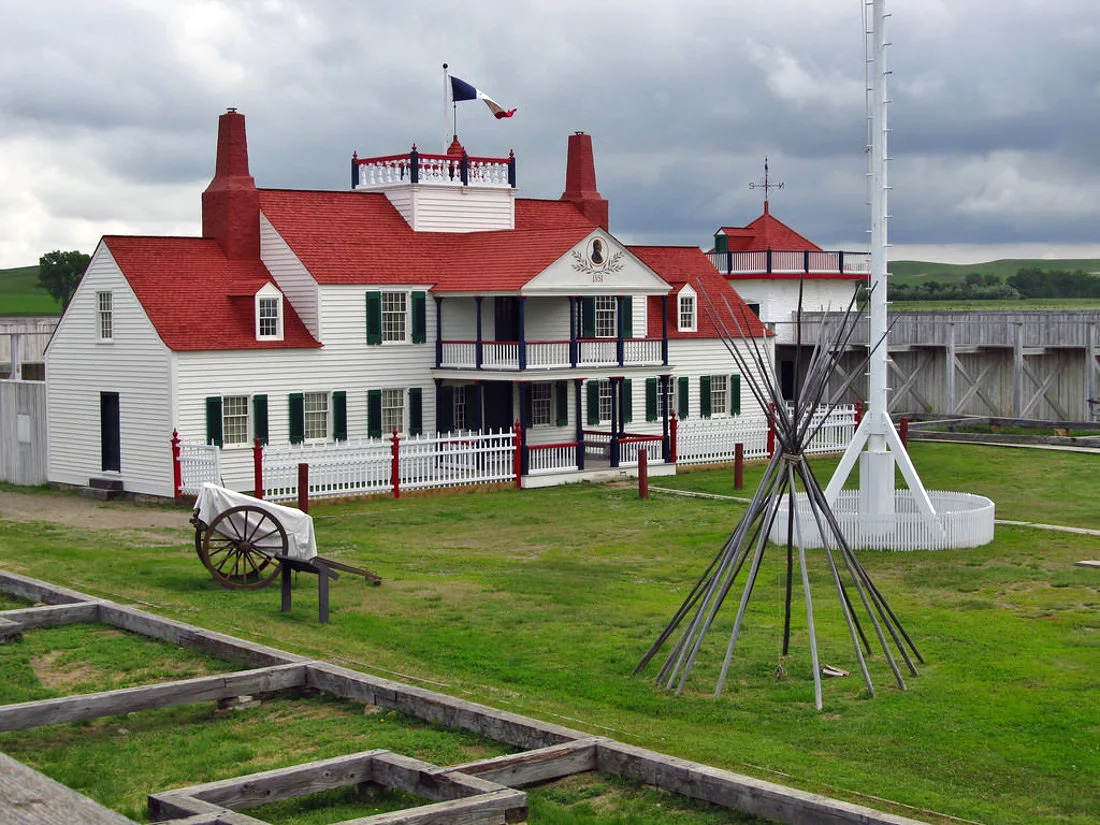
[628,246,769,339]
[103,236,320,352]
[256,190,598,292]
[716,208,821,252]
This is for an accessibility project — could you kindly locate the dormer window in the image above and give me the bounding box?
[255,284,283,341]
[678,285,697,332]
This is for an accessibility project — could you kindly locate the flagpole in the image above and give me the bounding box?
[442,62,450,152]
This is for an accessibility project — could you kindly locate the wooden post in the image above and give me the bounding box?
[900,417,909,451]
[297,463,309,514]
[767,402,776,458]
[669,412,678,463]
[513,420,523,488]
[638,449,649,499]
[253,437,264,500]
[390,429,401,499]
[855,398,863,428]
[171,429,182,501]
[734,442,744,490]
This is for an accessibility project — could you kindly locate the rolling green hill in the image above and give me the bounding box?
[889,258,1100,286]
[0,265,61,316]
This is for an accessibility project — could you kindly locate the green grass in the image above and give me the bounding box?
[0,264,60,315]
[889,258,1100,285]
[890,298,1100,312]
[1,443,1098,824]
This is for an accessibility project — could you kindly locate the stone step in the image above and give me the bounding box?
[79,486,118,501]
[88,477,125,491]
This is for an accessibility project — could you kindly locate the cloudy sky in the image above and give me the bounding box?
[2,0,1098,270]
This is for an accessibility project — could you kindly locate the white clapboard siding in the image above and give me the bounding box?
[384,185,515,232]
[734,280,860,345]
[260,213,319,338]
[0,380,48,485]
[45,246,174,496]
[667,337,774,424]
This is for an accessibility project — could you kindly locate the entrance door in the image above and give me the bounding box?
[482,382,513,431]
[100,392,121,472]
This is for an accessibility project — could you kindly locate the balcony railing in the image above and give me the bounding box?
[707,249,871,276]
[352,147,516,189]
[437,337,666,371]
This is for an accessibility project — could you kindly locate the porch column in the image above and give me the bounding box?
[946,322,957,414]
[616,296,625,366]
[660,374,671,462]
[518,381,530,474]
[475,297,484,370]
[434,378,443,432]
[569,296,578,367]
[434,296,443,367]
[472,381,484,431]
[574,378,585,471]
[518,296,527,370]
[661,295,669,365]
[610,376,621,467]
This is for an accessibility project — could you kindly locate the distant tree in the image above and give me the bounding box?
[37,250,90,312]
[964,272,982,286]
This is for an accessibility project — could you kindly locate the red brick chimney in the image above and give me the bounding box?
[561,131,608,230]
[202,108,260,260]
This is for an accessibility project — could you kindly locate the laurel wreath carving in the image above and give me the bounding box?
[571,249,625,275]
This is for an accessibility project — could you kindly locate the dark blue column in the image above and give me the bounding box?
[616,297,625,366]
[434,296,443,367]
[518,382,530,475]
[472,381,484,431]
[661,295,669,366]
[574,378,585,471]
[475,297,484,370]
[661,374,671,462]
[568,297,578,368]
[518,296,527,370]
[610,376,621,467]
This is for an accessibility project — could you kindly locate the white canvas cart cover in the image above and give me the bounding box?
[195,484,317,561]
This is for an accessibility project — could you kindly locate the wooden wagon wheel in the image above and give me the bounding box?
[199,504,287,590]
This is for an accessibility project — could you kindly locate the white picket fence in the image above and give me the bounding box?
[178,442,221,495]
[261,429,516,502]
[676,404,856,466]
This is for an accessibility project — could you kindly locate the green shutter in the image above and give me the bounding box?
[411,291,427,344]
[645,378,657,422]
[581,297,595,338]
[438,385,454,433]
[587,381,600,425]
[365,291,382,345]
[621,296,633,339]
[288,393,305,444]
[714,233,728,254]
[700,376,712,419]
[731,374,741,415]
[622,378,632,423]
[677,376,689,419]
[409,387,423,435]
[367,389,382,438]
[332,391,347,441]
[205,397,223,447]
[555,381,568,427]
[252,395,268,445]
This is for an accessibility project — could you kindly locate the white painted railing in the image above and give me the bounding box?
[705,250,872,276]
[579,339,617,366]
[527,341,570,368]
[619,436,665,467]
[770,251,805,273]
[675,405,855,466]
[441,341,476,368]
[623,338,663,365]
[583,430,611,459]
[178,442,222,495]
[482,342,519,370]
[400,430,515,491]
[439,338,666,371]
[528,441,579,474]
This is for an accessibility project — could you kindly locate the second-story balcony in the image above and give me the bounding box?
[438,337,666,371]
[707,249,870,277]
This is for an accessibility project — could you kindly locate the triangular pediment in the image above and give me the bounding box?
[523,230,671,295]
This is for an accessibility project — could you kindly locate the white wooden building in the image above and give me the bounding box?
[46,110,772,497]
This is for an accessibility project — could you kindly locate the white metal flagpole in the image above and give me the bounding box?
[442,62,450,152]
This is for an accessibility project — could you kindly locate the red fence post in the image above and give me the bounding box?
[171,429,182,502]
[253,437,264,500]
[390,428,401,499]
[669,413,678,463]
[767,402,776,458]
[855,399,863,428]
[638,448,649,499]
[513,419,523,489]
[297,462,309,514]
[734,442,744,490]
[900,416,909,451]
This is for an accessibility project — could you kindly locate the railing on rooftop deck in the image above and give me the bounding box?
[706,249,871,276]
[352,147,516,189]
[437,338,665,370]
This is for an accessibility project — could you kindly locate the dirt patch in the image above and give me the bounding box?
[30,650,101,690]
[0,489,187,532]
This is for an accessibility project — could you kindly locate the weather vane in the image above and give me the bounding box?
[749,156,784,210]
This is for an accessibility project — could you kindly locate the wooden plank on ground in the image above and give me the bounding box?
[1074,560,1100,568]
[596,740,931,825]
[0,663,306,732]
[1,601,100,629]
[0,570,92,605]
[146,792,227,822]
[329,789,526,825]
[0,615,23,642]
[0,752,138,825]
[448,737,602,788]
[306,662,586,750]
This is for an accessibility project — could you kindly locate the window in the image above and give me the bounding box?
[710,375,728,416]
[222,396,249,445]
[304,392,329,440]
[595,296,617,338]
[382,388,404,433]
[96,291,113,341]
[453,386,467,431]
[258,297,280,338]
[382,292,407,342]
[531,383,552,426]
[598,380,613,422]
[678,290,697,332]
[658,379,672,419]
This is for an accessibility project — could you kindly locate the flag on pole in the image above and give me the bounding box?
[450,76,516,119]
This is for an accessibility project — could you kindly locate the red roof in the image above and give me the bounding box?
[628,246,769,340]
[103,236,320,352]
[256,190,597,292]
[716,206,821,252]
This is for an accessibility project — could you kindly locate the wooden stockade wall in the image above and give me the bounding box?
[0,379,48,486]
[0,571,929,825]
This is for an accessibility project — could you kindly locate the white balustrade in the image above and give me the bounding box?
[527,442,579,474]
[771,251,805,273]
[356,157,411,188]
[619,438,665,467]
[526,341,570,368]
[579,340,617,366]
[440,341,476,368]
[623,338,663,365]
[481,342,519,369]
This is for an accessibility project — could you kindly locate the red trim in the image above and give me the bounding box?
[528,441,579,451]
[171,430,182,501]
[619,435,663,444]
[253,437,264,499]
[723,272,868,281]
[513,420,523,488]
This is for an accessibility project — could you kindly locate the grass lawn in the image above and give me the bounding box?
[0,442,1097,824]
[0,264,60,315]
